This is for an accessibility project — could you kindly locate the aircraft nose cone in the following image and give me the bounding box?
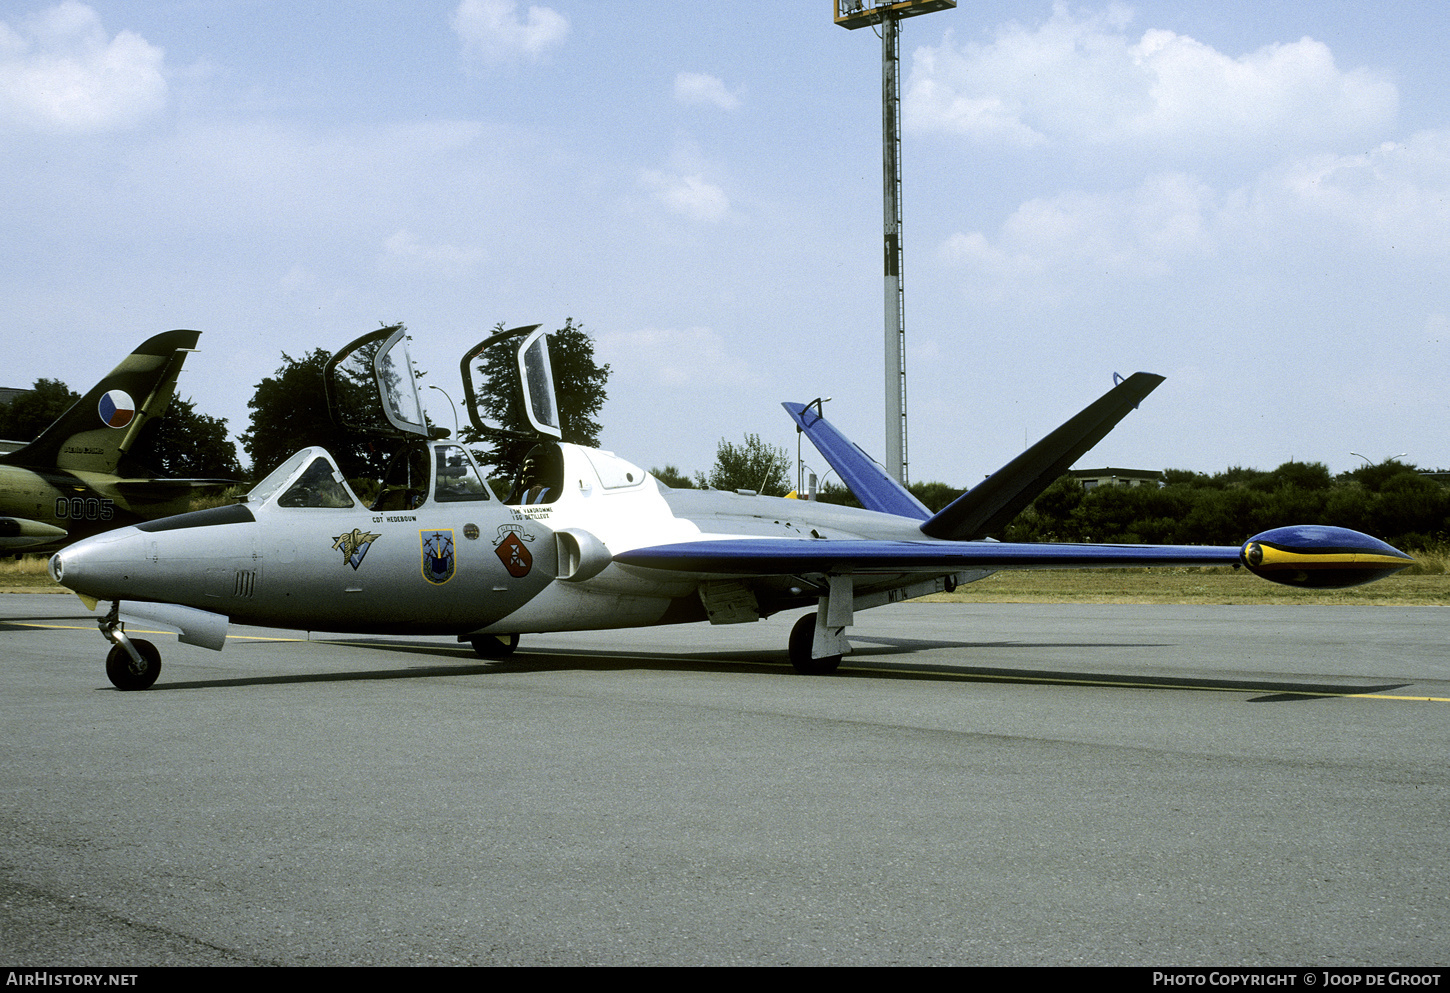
[48,527,145,598]
[46,550,67,585]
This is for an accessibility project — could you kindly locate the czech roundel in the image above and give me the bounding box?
[97,390,135,429]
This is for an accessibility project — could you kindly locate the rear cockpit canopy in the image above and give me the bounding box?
[507,441,647,506]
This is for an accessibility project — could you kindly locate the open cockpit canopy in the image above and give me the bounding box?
[460,324,563,443]
[324,325,431,441]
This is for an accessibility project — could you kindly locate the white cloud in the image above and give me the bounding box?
[939,128,1450,303]
[940,172,1216,284]
[451,0,569,70]
[639,168,731,223]
[1255,132,1450,254]
[674,71,742,111]
[0,1,166,132]
[596,326,755,387]
[906,3,1397,156]
[382,229,485,278]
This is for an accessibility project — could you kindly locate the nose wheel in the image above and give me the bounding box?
[105,640,161,691]
[98,601,162,690]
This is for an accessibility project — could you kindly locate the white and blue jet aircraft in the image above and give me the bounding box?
[49,325,1413,690]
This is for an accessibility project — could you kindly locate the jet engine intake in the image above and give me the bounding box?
[555,528,611,583]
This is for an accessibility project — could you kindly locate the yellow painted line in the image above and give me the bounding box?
[11,622,95,631]
[1346,692,1450,702]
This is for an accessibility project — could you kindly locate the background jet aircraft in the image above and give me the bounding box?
[0,330,232,553]
[48,326,1412,690]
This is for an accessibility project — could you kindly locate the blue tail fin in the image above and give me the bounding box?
[782,402,929,520]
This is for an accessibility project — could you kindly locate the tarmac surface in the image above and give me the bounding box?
[2,592,1448,966]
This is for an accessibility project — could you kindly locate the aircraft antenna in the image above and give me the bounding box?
[836,1,954,485]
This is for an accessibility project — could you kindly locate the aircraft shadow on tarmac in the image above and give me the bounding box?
[130,635,1411,702]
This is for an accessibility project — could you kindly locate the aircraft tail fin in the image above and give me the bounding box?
[782,401,930,520]
[2,330,201,476]
[919,372,1164,541]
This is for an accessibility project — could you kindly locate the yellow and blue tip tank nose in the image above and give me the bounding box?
[1241,525,1414,588]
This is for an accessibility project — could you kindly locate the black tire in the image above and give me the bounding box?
[471,633,520,659]
[788,613,840,675]
[106,639,161,691]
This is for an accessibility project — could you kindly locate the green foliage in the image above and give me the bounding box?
[1267,460,1332,491]
[131,397,244,479]
[0,378,80,441]
[1008,459,1450,548]
[650,464,695,489]
[698,433,791,496]
[240,349,389,482]
[814,480,862,508]
[908,480,963,513]
[462,318,610,471]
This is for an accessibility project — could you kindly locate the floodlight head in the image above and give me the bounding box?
[834,0,956,30]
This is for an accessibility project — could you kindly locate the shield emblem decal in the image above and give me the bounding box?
[420,530,456,585]
[494,531,533,578]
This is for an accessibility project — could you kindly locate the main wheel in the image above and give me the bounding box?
[788,614,841,675]
[106,639,161,691]
[471,633,520,659]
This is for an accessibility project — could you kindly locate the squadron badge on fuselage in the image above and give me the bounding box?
[492,524,534,578]
[420,529,456,585]
[333,528,381,570]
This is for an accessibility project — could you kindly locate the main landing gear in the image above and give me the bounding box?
[788,613,842,675]
[98,602,161,691]
[470,633,520,659]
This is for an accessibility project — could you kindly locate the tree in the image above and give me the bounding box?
[908,480,963,513]
[650,464,695,489]
[814,480,862,508]
[0,378,81,442]
[697,433,791,495]
[240,349,390,482]
[131,396,244,479]
[462,318,610,471]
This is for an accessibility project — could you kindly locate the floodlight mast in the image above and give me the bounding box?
[836,0,955,486]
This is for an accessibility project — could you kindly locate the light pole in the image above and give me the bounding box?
[428,384,460,440]
[836,0,956,485]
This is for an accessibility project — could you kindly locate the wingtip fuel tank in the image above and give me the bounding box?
[1241,525,1414,589]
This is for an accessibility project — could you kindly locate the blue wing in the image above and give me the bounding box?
[617,525,1413,589]
[616,537,1242,574]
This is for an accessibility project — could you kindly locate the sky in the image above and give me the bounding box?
[3,1,1448,486]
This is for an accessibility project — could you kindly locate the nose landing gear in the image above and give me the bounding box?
[98,602,162,691]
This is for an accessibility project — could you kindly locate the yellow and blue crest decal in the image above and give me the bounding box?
[420,529,456,585]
